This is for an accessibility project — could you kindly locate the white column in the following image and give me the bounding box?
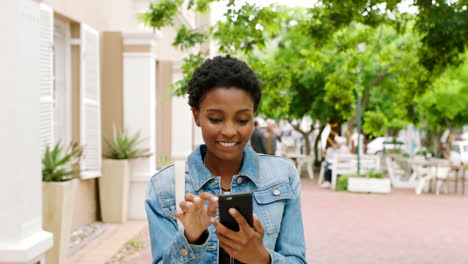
[0,0,53,263]
[123,32,157,219]
[171,67,194,160]
[193,121,204,149]
[171,96,194,160]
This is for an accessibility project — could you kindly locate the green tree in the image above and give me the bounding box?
[246,21,346,159]
[139,0,468,155]
[140,0,284,97]
[415,54,468,151]
[303,0,468,77]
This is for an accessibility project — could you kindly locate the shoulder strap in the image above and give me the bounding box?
[174,160,186,229]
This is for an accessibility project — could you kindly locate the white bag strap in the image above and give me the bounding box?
[174,160,186,229]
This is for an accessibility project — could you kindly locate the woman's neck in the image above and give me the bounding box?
[204,152,243,179]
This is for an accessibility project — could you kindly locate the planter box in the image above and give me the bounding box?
[99,159,130,223]
[43,179,78,264]
[348,177,391,193]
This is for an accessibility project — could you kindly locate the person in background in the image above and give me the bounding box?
[250,120,267,154]
[263,120,282,155]
[321,136,349,188]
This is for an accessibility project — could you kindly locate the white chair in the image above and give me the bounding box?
[415,165,453,195]
[434,167,454,195]
[386,157,417,188]
[297,155,314,180]
[318,161,326,184]
[408,156,427,184]
[415,167,433,195]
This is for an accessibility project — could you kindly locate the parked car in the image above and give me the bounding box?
[366,137,405,154]
[451,140,468,164]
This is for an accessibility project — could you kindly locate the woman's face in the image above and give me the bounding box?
[193,87,255,162]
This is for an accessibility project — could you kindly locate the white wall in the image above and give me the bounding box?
[0,0,53,262]
[122,33,157,219]
[43,0,199,62]
[123,52,156,174]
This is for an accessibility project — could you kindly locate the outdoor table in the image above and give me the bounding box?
[448,164,467,194]
[408,159,430,183]
[431,163,467,195]
[284,153,304,167]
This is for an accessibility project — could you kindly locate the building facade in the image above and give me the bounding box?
[0,0,207,263]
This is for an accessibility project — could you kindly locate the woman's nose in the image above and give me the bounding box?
[221,122,236,137]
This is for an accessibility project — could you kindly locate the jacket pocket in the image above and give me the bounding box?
[161,200,176,219]
[253,182,294,235]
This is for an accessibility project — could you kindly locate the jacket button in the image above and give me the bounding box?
[236,177,244,184]
[273,189,281,196]
[180,247,188,257]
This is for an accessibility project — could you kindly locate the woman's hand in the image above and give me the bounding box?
[174,192,218,243]
[213,210,271,264]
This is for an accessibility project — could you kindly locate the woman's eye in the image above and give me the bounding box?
[238,119,250,124]
[208,118,222,123]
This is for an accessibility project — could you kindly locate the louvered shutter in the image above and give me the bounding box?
[39,4,54,153]
[80,24,102,178]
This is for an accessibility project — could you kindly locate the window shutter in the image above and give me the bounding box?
[80,24,102,178]
[39,4,54,153]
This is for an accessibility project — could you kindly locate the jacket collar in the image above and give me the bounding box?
[187,144,259,191]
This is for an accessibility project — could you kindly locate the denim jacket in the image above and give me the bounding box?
[145,145,307,264]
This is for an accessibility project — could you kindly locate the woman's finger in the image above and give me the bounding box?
[215,230,237,249]
[199,192,217,201]
[253,214,264,235]
[229,208,251,231]
[219,241,237,258]
[179,201,192,212]
[212,218,237,240]
[184,193,200,203]
[174,209,184,219]
[206,197,218,217]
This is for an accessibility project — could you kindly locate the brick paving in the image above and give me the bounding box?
[68,220,147,264]
[76,180,468,264]
[302,180,468,264]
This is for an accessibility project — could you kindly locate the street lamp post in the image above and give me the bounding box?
[357,43,366,176]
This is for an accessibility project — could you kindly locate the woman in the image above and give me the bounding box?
[145,55,306,264]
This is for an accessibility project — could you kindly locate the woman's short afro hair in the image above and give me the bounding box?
[187,55,262,112]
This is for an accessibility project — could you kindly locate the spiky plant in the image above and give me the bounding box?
[104,128,152,160]
[42,142,83,182]
[157,155,173,169]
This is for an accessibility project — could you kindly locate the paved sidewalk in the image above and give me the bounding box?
[80,180,468,264]
[302,180,468,264]
[68,220,147,264]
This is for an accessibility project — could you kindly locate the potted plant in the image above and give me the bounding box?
[42,142,83,264]
[100,128,151,223]
[157,155,173,170]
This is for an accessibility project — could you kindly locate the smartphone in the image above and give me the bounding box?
[218,192,253,264]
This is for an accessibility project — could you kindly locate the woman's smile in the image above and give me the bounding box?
[217,141,238,147]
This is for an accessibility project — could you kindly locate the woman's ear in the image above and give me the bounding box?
[192,109,201,127]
